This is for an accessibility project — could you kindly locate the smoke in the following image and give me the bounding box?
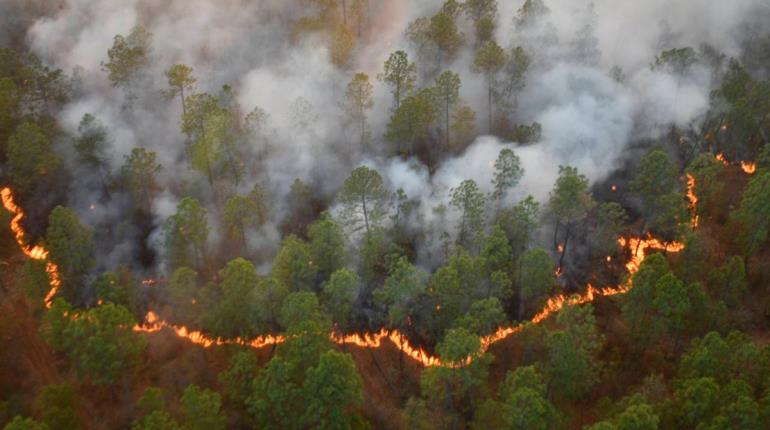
[8,0,768,274]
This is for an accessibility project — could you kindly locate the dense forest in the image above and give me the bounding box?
[1,0,770,428]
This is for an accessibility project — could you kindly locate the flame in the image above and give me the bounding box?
[715,153,755,175]
[716,153,729,166]
[611,185,617,192]
[557,243,564,253]
[2,186,684,368]
[686,173,699,228]
[1,188,61,308]
[741,161,756,175]
[142,278,157,286]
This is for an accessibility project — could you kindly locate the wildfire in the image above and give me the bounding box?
[716,153,756,175]
[716,153,729,165]
[1,188,61,308]
[1,187,685,368]
[686,173,699,228]
[741,161,756,175]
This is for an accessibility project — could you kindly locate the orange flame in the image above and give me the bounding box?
[686,173,699,228]
[1,188,61,308]
[715,153,756,175]
[2,187,684,368]
[740,161,756,175]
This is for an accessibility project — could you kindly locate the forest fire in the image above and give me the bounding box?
[1,187,61,308]
[716,153,756,175]
[741,161,756,174]
[2,187,684,368]
[686,173,699,228]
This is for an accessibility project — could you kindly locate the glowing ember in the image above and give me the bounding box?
[716,153,729,165]
[2,187,685,368]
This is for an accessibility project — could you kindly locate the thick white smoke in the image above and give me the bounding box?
[10,0,769,272]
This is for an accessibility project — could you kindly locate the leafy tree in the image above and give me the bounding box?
[544,303,603,402]
[516,248,554,320]
[491,148,524,202]
[279,291,331,334]
[450,179,486,251]
[590,403,659,430]
[653,47,697,75]
[308,212,348,284]
[428,12,464,68]
[338,166,390,233]
[163,64,196,116]
[102,25,152,88]
[7,122,61,194]
[182,93,233,185]
[220,351,259,408]
[463,0,497,21]
[330,25,355,68]
[322,269,360,334]
[630,148,678,240]
[92,270,133,308]
[514,0,549,28]
[164,197,208,270]
[46,206,95,303]
[200,258,260,339]
[385,88,437,155]
[252,277,290,334]
[301,350,364,429]
[180,385,226,430]
[222,189,267,248]
[652,273,691,352]
[472,40,505,132]
[433,70,461,147]
[707,256,748,307]
[132,411,180,430]
[450,104,477,147]
[272,235,317,292]
[3,416,48,430]
[121,147,161,213]
[72,114,110,180]
[375,257,426,332]
[456,298,506,336]
[620,253,669,345]
[345,73,374,148]
[497,196,540,258]
[421,327,490,426]
[502,46,530,112]
[502,387,556,430]
[686,153,724,221]
[591,202,627,258]
[36,384,78,430]
[40,300,145,384]
[167,267,199,324]
[548,166,594,271]
[378,51,416,110]
[132,387,180,430]
[730,171,770,258]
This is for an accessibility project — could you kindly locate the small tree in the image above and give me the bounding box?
[378,51,416,110]
[472,40,505,132]
[338,166,390,233]
[491,148,524,202]
[163,64,196,116]
[450,179,486,251]
[344,72,374,148]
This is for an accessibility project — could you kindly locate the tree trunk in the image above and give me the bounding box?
[361,194,370,233]
[557,225,571,274]
[488,79,493,133]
